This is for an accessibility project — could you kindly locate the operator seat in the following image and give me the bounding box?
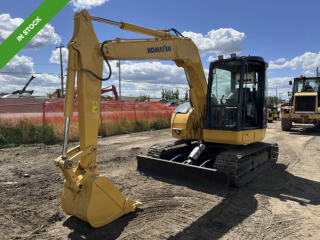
[226,88,251,104]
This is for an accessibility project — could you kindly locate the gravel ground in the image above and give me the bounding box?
[1,121,320,239]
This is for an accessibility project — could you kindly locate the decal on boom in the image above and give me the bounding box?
[147,45,171,54]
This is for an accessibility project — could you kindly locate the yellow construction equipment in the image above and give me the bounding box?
[267,101,277,122]
[135,95,150,102]
[273,109,279,120]
[270,101,279,120]
[55,9,278,228]
[281,75,320,131]
[267,110,274,123]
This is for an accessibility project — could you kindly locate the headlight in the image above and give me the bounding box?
[175,130,180,135]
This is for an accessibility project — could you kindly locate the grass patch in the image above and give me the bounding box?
[0,116,171,146]
[151,118,171,130]
[99,117,171,137]
[0,119,55,147]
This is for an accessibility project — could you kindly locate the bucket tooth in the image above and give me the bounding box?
[61,174,141,228]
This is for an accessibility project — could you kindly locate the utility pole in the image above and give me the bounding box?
[279,93,282,103]
[276,86,278,99]
[117,60,121,100]
[56,44,64,98]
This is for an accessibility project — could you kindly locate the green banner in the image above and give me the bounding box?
[0,0,70,70]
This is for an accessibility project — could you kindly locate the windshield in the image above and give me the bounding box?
[210,60,241,105]
[293,78,320,93]
[207,59,266,130]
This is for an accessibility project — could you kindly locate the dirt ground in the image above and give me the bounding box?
[1,121,320,240]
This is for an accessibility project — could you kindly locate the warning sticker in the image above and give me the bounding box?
[92,101,98,113]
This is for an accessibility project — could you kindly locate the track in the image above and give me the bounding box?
[143,139,278,187]
[214,142,278,186]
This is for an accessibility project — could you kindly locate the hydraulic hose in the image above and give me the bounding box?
[80,40,112,81]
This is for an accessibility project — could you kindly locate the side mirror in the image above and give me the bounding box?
[289,81,292,85]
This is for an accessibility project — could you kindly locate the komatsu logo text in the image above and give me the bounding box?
[147,45,171,54]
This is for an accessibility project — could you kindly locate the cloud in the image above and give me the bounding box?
[268,77,293,99]
[70,0,110,10]
[0,14,61,49]
[105,61,186,84]
[1,55,34,74]
[207,56,216,62]
[0,73,61,95]
[268,77,292,88]
[49,48,69,64]
[269,52,320,70]
[304,70,316,76]
[107,81,190,99]
[49,48,210,98]
[0,55,61,95]
[274,58,286,63]
[2,52,197,97]
[183,28,246,56]
[101,61,209,98]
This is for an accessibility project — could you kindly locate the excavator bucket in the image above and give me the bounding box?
[61,174,141,228]
[137,155,229,196]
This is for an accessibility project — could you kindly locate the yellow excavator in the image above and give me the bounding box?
[55,9,278,228]
[267,102,274,123]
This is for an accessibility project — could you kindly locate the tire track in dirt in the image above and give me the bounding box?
[280,125,320,180]
[272,126,315,238]
[216,122,317,240]
[260,123,320,239]
[97,129,221,239]
[117,183,222,240]
[224,207,305,240]
[3,126,320,239]
[280,128,306,167]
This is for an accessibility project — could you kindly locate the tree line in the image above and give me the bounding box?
[161,88,189,101]
[268,96,285,103]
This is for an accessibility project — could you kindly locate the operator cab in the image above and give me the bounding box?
[206,55,268,131]
[289,76,320,105]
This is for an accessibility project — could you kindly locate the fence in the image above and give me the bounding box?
[0,98,175,140]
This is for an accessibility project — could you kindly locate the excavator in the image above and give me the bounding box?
[74,85,119,101]
[267,101,275,123]
[75,85,119,100]
[101,85,119,100]
[2,76,35,97]
[55,9,278,228]
[11,75,35,95]
[51,85,119,100]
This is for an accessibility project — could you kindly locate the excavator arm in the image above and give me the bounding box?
[55,9,211,228]
[20,76,35,95]
[101,85,119,100]
[74,85,119,100]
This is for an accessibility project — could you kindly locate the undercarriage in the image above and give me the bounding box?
[137,140,278,195]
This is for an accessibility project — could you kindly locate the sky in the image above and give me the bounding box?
[1,0,320,100]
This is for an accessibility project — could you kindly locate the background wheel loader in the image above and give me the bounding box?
[281,75,320,131]
[55,9,278,228]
